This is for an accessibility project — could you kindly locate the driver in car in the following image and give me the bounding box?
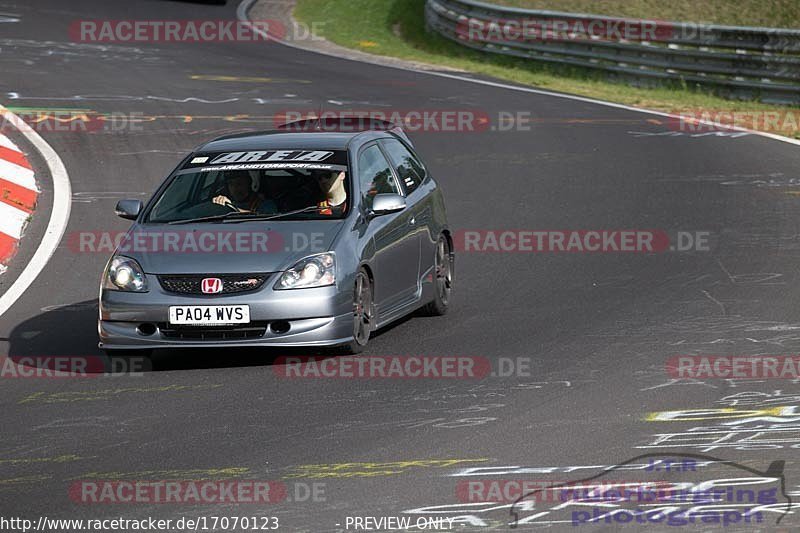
[313,170,347,216]
[212,171,277,214]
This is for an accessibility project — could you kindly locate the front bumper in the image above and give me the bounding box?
[99,274,354,350]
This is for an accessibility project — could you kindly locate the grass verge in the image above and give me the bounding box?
[493,0,800,28]
[294,0,800,139]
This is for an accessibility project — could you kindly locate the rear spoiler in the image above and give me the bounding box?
[277,117,413,146]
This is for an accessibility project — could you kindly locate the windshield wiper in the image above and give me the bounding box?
[221,205,322,223]
[166,211,256,225]
[164,205,323,225]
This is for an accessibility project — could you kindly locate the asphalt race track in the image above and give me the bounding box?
[2,1,800,531]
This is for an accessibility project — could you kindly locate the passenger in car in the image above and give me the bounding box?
[313,170,348,216]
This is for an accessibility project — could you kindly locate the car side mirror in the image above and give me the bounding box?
[370,194,406,216]
[115,199,142,220]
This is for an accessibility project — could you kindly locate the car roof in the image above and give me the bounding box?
[198,131,359,152]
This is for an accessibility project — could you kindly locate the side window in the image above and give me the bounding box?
[358,145,399,210]
[381,139,425,194]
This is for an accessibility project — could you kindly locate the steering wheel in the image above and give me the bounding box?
[220,199,240,211]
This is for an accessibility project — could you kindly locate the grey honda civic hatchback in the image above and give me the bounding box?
[98,120,453,355]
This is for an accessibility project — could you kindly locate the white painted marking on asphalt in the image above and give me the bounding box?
[629,130,751,139]
[5,92,240,104]
[0,202,28,239]
[0,105,72,318]
[0,158,37,191]
[72,191,146,203]
[236,0,800,148]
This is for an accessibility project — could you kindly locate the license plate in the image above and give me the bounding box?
[169,305,250,326]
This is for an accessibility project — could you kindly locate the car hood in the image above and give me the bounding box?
[120,220,345,274]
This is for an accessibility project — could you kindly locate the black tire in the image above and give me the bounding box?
[422,235,453,316]
[340,269,373,354]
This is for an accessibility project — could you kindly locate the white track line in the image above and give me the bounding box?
[237,0,800,148]
[0,106,72,318]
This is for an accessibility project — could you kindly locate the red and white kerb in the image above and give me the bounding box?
[0,133,38,274]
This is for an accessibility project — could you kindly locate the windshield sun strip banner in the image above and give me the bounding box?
[182,150,349,169]
[196,163,346,173]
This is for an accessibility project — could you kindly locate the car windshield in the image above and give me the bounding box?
[146,159,351,224]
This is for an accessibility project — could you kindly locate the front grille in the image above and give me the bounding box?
[158,274,271,295]
[159,322,269,341]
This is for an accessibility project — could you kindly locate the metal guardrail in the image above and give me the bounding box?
[425,0,800,105]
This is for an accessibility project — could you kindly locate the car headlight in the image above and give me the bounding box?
[275,253,335,290]
[103,256,148,292]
